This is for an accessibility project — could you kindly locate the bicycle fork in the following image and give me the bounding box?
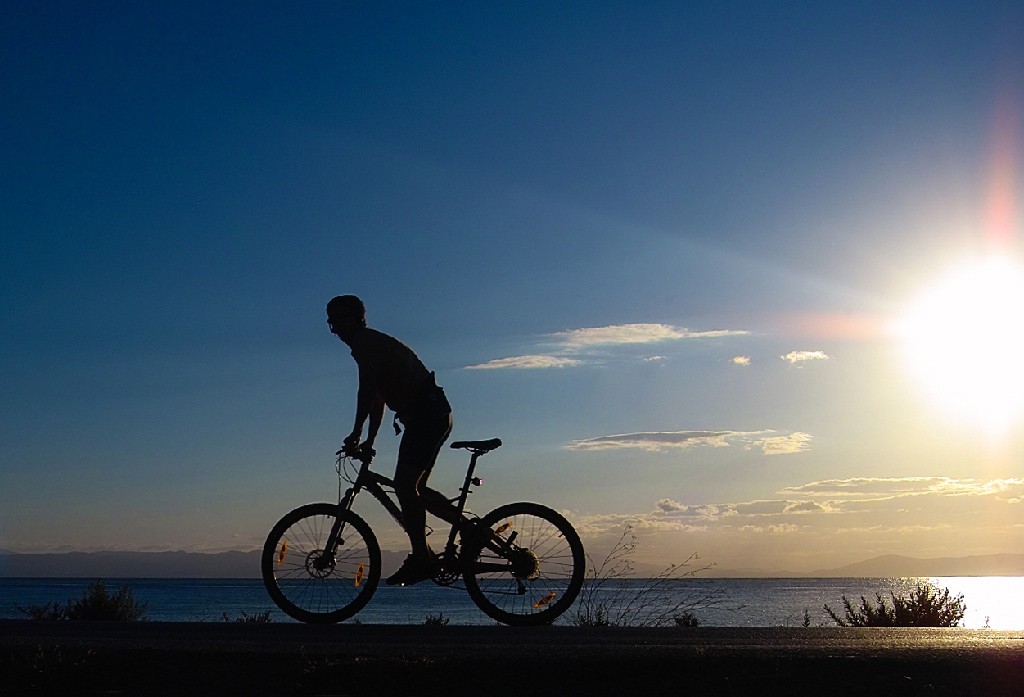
[317,487,358,571]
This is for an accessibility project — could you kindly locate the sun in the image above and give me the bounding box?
[897,255,1024,434]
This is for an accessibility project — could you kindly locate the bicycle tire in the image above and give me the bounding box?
[261,503,381,623]
[462,501,585,626]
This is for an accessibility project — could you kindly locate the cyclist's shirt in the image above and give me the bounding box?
[348,327,432,415]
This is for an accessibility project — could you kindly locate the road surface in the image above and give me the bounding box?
[2,621,1022,695]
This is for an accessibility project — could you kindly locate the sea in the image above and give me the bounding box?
[2,577,1022,628]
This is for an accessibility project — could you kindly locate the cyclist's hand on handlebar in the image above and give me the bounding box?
[339,433,363,457]
[337,440,374,463]
[342,433,360,451]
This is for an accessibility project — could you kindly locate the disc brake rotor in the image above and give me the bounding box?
[305,550,336,578]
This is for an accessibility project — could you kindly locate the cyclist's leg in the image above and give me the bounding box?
[394,410,453,561]
[421,486,460,525]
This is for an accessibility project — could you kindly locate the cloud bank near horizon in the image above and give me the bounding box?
[780,476,1024,500]
[567,476,1024,567]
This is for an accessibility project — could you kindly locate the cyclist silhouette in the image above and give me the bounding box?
[326,295,453,586]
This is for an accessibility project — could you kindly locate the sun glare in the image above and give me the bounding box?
[898,255,1024,434]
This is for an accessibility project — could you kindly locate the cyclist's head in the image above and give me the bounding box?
[327,295,366,339]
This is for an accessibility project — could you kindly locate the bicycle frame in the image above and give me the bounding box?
[320,446,490,571]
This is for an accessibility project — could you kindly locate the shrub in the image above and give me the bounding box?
[571,525,722,628]
[20,601,66,621]
[673,611,701,627]
[20,580,147,622]
[222,610,272,623]
[423,612,450,626]
[824,584,965,627]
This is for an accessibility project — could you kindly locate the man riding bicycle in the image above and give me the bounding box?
[326,295,453,586]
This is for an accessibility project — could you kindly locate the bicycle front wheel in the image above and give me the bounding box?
[261,503,381,623]
[462,502,585,626]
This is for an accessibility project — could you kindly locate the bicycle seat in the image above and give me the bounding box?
[450,438,502,453]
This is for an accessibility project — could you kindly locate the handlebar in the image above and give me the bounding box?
[336,443,375,464]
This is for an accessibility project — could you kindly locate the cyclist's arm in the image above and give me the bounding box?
[363,393,385,448]
[349,363,386,448]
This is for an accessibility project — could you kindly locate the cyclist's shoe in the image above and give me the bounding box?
[386,554,437,587]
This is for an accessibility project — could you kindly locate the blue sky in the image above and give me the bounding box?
[2,1,1023,573]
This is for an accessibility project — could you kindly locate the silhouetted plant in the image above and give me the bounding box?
[572,525,722,627]
[222,610,272,623]
[21,580,147,621]
[19,601,66,621]
[423,612,450,626]
[673,610,701,627]
[824,584,965,627]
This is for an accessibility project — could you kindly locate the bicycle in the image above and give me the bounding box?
[261,438,586,626]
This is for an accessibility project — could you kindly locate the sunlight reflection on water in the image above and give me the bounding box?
[925,577,1024,629]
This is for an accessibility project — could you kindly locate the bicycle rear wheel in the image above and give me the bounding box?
[462,502,585,626]
[261,503,380,623]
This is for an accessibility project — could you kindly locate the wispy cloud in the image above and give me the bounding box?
[758,432,813,455]
[730,355,751,366]
[780,477,1024,500]
[464,355,583,370]
[739,523,800,534]
[464,322,748,370]
[566,429,811,455]
[781,350,830,364]
[655,498,834,520]
[569,431,736,451]
[783,500,837,514]
[554,323,746,349]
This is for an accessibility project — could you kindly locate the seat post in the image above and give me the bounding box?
[456,450,483,513]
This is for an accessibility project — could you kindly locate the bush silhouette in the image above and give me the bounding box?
[825,584,965,627]
[21,580,147,621]
[221,610,271,623]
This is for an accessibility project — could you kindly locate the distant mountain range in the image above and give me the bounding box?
[811,553,1024,578]
[2,550,1023,578]
[0,550,264,578]
[0,549,411,578]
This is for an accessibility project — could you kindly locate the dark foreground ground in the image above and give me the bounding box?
[1,620,1022,696]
